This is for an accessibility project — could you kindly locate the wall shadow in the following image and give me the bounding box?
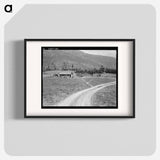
[12,40,24,119]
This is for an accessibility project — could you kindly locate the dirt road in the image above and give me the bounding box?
[56,81,116,106]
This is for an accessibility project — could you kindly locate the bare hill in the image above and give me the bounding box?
[43,49,116,70]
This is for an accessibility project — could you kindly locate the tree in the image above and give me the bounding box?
[51,62,57,70]
[99,65,105,73]
[93,68,97,74]
[62,62,68,70]
[105,67,116,74]
[45,65,50,71]
[71,64,74,71]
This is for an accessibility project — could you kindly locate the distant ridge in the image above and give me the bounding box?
[43,49,116,70]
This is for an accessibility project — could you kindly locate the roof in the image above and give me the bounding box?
[59,71,73,75]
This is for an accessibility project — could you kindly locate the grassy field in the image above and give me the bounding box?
[43,73,116,106]
[43,77,90,106]
[83,77,115,86]
[91,85,116,106]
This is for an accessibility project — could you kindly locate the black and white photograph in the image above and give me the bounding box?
[42,47,118,108]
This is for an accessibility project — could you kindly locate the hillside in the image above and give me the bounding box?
[43,49,116,71]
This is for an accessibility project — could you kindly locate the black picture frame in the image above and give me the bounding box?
[24,39,135,118]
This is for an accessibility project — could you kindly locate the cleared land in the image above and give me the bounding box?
[43,73,116,106]
[91,85,116,106]
[83,76,115,86]
[43,77,90,106]
[56,81,116,106]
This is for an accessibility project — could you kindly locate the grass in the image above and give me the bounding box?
[83,76,116,86]
[43,76,89,106]
[43,73,117,106]
[91,85,116,107]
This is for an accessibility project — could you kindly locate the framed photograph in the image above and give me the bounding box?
[25,39,135,118]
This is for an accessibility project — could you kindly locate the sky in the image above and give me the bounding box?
[81,50,116,58]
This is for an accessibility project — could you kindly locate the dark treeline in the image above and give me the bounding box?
[75,66,116,74]
[44,62,116,74]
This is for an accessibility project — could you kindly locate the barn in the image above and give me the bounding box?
[58,71,75,78]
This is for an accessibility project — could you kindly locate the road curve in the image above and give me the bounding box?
[56,81,116,106]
